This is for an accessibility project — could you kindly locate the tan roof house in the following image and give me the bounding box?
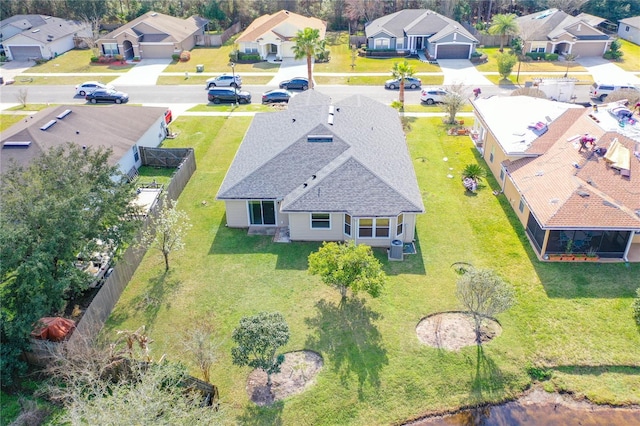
[236,10,326,60]
[516,8,612,57]
[216,91,424,250]
[469,96,640,262]
[97,11,208,59]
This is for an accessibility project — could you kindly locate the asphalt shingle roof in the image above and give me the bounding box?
[365,9,476,43]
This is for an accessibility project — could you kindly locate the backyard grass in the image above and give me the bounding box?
[163,46,280,73]
[26,49,134,73]
[103,113,640,425]
[157,75,272,86]
[615,39,640,73]
[0,114,27,132]
[475,47,587,73]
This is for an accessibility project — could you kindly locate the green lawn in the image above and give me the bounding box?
[475,47,587,73]
[616,39,640,72]
[315,75,444,86]
[26,49,134,73]
[186,103,275,112]
[484,74,594,85]
[163,46,281,73]
[11,75,119,86]
[103,114,640,425]
[0,113,31,132]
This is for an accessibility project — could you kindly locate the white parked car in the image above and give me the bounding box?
[205,74,242,89]
[75,81,114,96]
[420,87,450,104]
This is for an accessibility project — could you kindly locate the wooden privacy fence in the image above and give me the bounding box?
[68,148,196,345]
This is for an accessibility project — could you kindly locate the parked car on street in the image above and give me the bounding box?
[207,87,251,104]
[205,74,242,89]
[75,81,114,96]
[279,77,309,91]
[262,89,294,104]
[589,82,639,101]
[85,89,129,104]
[420,87,450,104]
[385,77,422,90]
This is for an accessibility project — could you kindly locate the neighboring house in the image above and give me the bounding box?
[365,9,478,59]
[469,96,640,262]
[216,91,425,248]
[236,10,326,60]
[96,11,209,60]
[1,104,171,178]
[515,8,612,57]
[618,16,640,43]
[0,14,90,60]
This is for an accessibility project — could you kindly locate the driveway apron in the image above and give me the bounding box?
[266,57,311,87]
[110,59,171,86]
[437,59,493,86]
[0,60,35,84]
[575,57,640,85]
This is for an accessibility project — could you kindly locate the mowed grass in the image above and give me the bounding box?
[26,49,134,73]
[12,75,119,86]
[163,46,281,73]
[616,39,640,72]
[104,115,640,425]
[475,47,587,73]
[484,74,594,85]
[315,75,444,86]
[157,75,272,86]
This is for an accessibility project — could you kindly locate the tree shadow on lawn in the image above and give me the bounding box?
[236,400,284,426]
[468,147,640,299]
[551,365,640,376]
[304,297,388,400]
[209,216,426,275]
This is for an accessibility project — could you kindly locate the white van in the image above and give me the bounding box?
[589,83,639,101]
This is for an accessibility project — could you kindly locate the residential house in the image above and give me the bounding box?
[365,9,478,59]
[236,10,326,60]
[1,104,171,178]
[515,8,612,57]
[469,96,640,262]
[0,14,90,60]
[618,16,640,44]
[96,11,209,60]
[216,91,425,248]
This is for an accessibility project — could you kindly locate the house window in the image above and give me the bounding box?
[375,38,390,49]
[499,167,505,182]
[489,145,495,163]
[103,43,118,56]
[245,43,258,53]
[530,43,546,53]
[311,213,331,229]
[248,200,276,225]
[396,214,404,236]
[132,145,139,162]
[358,218,389,238]
[344,214,351,236]
[626,26,630,32]
[518,198,525,213]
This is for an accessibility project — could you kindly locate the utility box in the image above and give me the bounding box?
[389,239,404,261]
[196,64,204,73]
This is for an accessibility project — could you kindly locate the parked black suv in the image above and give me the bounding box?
[207,88,251,104]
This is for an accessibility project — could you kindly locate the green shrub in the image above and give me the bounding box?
[315,50,330,63]
[90,56,99,63]
[171,53,180,61]
[526,364,553,381]
[545,53,558,61]
[525,52,546,61]
[470,51,482,57]
[237,52,261,62]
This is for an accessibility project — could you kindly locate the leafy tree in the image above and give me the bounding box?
[440,82,468,125]
[231,312,290,387]
[0,143,139,385]
[456,268,516,344]
[488,13,519,51]
[604,38,624,60]
[139,195,191,273]
[633,288,640,331]
[390,60,416,110]
[308,241,386,300]
[292,27,325,90]
[496,52,517,80]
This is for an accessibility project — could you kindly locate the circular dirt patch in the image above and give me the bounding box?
[246,350,323,406]
[416,312,502,351]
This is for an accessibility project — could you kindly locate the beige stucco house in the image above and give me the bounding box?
[236,10,326,60]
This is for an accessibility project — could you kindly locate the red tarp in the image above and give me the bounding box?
[31,317,76,342]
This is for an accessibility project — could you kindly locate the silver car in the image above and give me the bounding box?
[205,74,242,89]
[420,87,450,104]
[75,81,114,96]
[384,77,422,90]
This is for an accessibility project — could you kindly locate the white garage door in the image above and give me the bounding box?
[8,45,42,60]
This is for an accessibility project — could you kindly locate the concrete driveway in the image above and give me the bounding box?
[576,57,640,85]
[266,57,310,87]
[110,59,172,86]
[437,59,493,86]
[0,60,34,84]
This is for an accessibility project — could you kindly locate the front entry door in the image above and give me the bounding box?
[248,200,276,225]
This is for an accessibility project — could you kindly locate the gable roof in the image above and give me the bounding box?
[237,10,326,42]
[619,16,640,28]
[516,8,609,41]
[1,15,87,43]
[217,91,424,217]
[1,105,167,174]
[99,11,207,43]
[365,9,477,43]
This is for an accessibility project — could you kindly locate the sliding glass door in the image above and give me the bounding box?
[248,200,276,225]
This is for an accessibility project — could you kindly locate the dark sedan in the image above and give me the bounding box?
[262,89,294,104]
[86,89,129,104]
[279,77,309,91]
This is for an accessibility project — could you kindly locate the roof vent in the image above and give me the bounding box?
[56,109,72,119]
[329,105,335,115]
[327,115,334,125]
[307,135,333,143]
[32,28,40,33]
[150,12,158,16]
[577,190,590,197]
[3,141,31,148]
[40,120,57,131]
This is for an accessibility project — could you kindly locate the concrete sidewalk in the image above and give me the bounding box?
[110,59,172,86]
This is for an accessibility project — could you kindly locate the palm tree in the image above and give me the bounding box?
[391,60,415,110]
[291,27,325,90]
[488,14,519,52]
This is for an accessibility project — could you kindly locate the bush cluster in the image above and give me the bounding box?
[179,51,191,62]
[525,52,559,61]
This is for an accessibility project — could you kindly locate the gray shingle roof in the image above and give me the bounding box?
[217,91,424,217]
[517,8,608,41]
[1,15,88,44]
[365,9,476,43]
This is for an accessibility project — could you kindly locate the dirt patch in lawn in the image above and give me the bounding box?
[246,350,323,406]
[416,311,502,351]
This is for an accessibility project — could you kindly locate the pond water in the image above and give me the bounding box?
[408,391,640,426]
